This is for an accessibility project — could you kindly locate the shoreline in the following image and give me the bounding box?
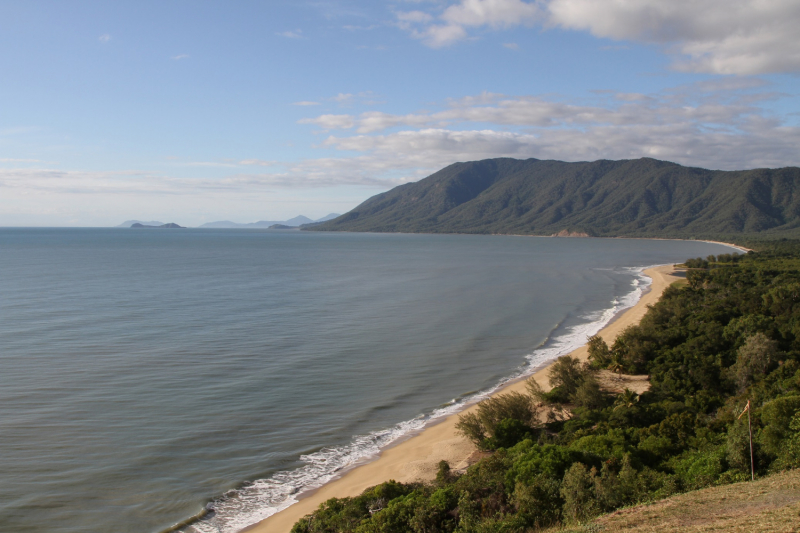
[302,228,751,253]
[244,264,681,533]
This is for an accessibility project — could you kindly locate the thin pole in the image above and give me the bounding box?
[747,400,754,481]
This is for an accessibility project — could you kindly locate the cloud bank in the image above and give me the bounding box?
[292,81,799,173]
[396,0,800,74]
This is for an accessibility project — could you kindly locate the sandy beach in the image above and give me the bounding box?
[247,264,680,533]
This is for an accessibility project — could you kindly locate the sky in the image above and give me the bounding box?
[1,0,799,227]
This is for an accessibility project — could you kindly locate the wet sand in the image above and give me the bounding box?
[247,264,680,533]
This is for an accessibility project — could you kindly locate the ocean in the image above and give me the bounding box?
[0,229,737,533]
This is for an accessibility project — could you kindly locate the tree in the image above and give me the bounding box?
[548,355,586,396]
[572,374,609,410]
[560,463,600,524]
[730,333,778,391]
[607,352,626,374]
[587,335,611,368]
[614,389,639,410]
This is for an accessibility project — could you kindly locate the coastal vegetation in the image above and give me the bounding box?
[310,158,800,239]
[290,241,800,532]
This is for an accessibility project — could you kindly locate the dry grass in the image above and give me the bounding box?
[595,370,650,395]
[550,469,800,533]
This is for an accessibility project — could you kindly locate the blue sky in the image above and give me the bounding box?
[1,0,799,226]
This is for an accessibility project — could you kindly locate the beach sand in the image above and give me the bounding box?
[246,264,680,533]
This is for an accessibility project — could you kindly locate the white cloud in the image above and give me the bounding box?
[396,10,434,27]
[172,54,190,60]
[332,93,354,103]
[343,24,380,31]
[397,0,800,74]
[277,30,303,38]
[292,101,321,106]
[98,34,111,43]
[397,0,542,47]
[547,0,800,74]
[419,24,469,47]
[310,92,382,108]
[355,111,432,133]
[185,161,240,168]
[239,159,277,167]
[440,0,540,27]
[502,42,519,49]
[298,114,356,130]
[322,118,800,173]
[299,94,654,133]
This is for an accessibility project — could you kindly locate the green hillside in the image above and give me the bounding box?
[311,158,800,238]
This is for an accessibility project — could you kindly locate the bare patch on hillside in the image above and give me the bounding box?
[596,370,651,395]
[577,469,800,533]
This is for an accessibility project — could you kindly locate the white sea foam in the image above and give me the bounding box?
[180,266,654,533]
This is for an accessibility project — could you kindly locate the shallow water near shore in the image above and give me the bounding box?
[0,229,737,533]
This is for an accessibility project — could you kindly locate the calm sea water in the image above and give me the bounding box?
[0,229,737,533]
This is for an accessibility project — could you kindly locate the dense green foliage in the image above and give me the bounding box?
[311,158,800,238]
[291,243,800,533]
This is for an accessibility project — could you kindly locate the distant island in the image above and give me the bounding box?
[115,214,340,230]
[130,223,184,229]
[310,157,800,240]
[198,213,340,229]
[115,220,166,228]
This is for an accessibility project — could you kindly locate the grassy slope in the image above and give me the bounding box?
[554,469,800,533]
[312,157,800,238]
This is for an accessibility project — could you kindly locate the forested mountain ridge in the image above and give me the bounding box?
[311,158,800,238]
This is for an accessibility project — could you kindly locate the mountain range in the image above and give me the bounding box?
[311,158,800,239]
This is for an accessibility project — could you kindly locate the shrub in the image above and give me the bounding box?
[776,410,800,469]
[436,460,454,487]
[726,417,756,474]
[757,395,800,459]
[507,443,587,485]
[456,392,540,450]
[526,356,600,409]
[513,475,562,529]
[671,445,727,489]
[572,374,610,410]
[593,459,622,510]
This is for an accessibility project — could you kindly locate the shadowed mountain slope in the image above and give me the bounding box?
[311,158,800,238]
